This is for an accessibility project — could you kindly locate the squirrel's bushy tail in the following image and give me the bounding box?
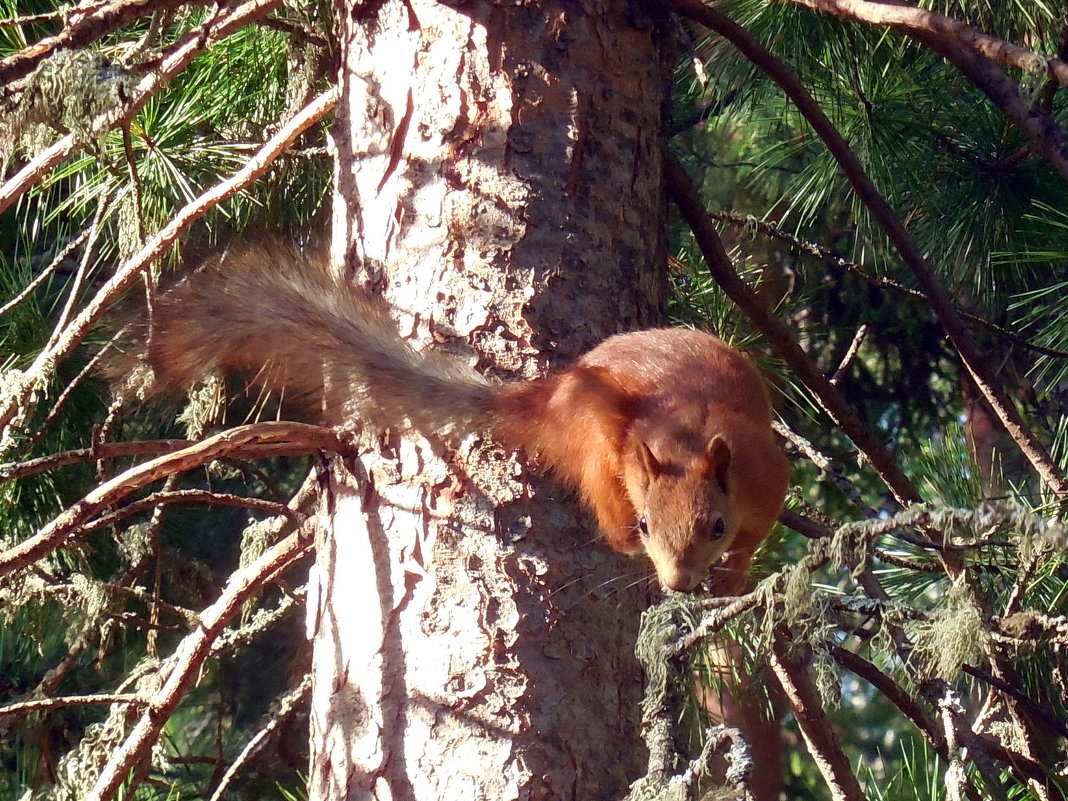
[118,239,499,439]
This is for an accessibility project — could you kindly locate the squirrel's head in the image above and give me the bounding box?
[622,433,736,592]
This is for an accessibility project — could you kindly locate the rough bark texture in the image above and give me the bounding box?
[308,1,671,799]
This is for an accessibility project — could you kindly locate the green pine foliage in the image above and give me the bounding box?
[661,2,1068,799]
[2,0,1067,798]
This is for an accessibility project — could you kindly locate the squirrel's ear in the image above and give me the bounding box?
[705,436,731,492]
[631,435,661,480]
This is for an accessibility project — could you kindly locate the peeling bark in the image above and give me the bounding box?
[309,1,672,798]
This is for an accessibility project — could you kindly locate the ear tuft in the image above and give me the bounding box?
[631,435,661,478]
[706,436,731,492]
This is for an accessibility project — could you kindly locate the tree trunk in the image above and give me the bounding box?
[307,1,672,799]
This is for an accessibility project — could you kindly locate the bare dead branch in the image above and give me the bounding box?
[785,0,1068,88]
[830,324,868,385]
[86,521,315,801]
[0,85,337,450]
[0,0,284,218]
[916,34,1068,184]
[1,439,194,481]
[257,16,329,49]
[0,0,212,87]
[661,1,1068,502]
[772,420,877,514]
[0,9,65,27]
[769,635,867,801]
[35,620,97,697]
[0,693,144,717]
[0,437,333,483]
[22,340,116,454]
[0,421,346,582]
[938,689,1015,801]
[81,488,304,536]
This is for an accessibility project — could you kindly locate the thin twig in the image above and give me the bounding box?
[0,693,144,717]
[22,336,117,454]
[46,194,110,352]
[830,324,868,385]
[0,421,346,581]
[776,0,1068,183]
[778,507,832,539]
[0,228,93,319]
[0,438,190,481]
[257,16,329,49]
[711,210,1068,359]
[0,9,64,27]
[0,85,336,449]
[86,522,315,801]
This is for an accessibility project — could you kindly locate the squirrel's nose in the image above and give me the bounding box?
[658,563,702,593]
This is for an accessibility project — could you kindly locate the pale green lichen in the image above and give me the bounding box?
[1,49,134,168]
[118,521,153,567]
[40,659,162,801]
[177,374,226,439]
[911,579,988,681]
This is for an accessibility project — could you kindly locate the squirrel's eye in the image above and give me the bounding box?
[710,517,726,539]
[638,516,650,537]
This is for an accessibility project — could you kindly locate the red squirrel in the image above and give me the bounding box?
[124,241,789,592]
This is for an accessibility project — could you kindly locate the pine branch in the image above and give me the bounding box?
[85,521,314,801]
[784,0,1068,88]
[0,693,145,717]
[0,0,212,87]
[915,32,1068,184]
[710,210,1068,360]
[776,0,1068,182]
[660,0,1068,502]
[0,421,347,582]
[0,0,284,218]
[663,148,922,508]
[0,85,336,450]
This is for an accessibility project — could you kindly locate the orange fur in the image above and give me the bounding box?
[496,328,788,591]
